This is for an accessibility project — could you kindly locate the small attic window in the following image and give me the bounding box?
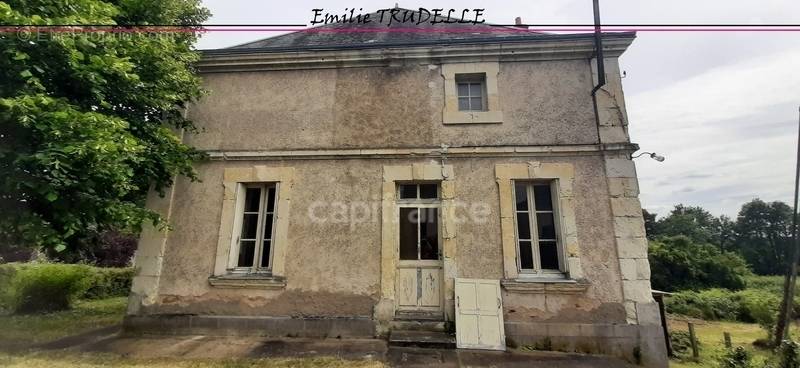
[455,73,487,111]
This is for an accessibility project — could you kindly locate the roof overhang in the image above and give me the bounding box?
[197,32,635,73]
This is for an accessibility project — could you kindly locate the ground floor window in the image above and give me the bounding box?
[234,183,277,272]
[513,181,564,276]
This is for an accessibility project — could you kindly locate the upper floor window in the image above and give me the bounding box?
[513,181,565,276]
[456,73,486,112]
[233,183,278,273]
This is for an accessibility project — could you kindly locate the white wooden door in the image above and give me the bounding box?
[396,261,443,312]
[455,278,506,350]
[395,205,443,314]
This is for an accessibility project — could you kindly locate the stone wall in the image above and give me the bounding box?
[185,59,599,152]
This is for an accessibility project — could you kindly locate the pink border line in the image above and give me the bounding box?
[2,26,800,33]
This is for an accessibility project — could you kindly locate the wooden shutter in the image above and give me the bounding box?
[454,278,506,350]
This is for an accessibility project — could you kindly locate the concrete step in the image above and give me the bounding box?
[388,330,456,349]
[393,310,443,321]
[389,320,447,332]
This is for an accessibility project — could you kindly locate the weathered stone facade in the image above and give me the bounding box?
[126,23,667,367]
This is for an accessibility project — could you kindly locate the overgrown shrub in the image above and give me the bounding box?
[671,330,700,359]
[745,276,800,316]
[776,340,800,368]
[738,289,779,338]
[650,236,750,292]
[719,346,752,368]
[667,287,781,339]
[0,263,133,314]
[667,289,744,320]
[85,267,134,299]
[11,263,93,313]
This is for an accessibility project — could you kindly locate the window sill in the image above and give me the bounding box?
[443,110,503,124]
[501,278,589,295]
[208,274,286,289]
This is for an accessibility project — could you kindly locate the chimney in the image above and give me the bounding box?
[514,17,528,29]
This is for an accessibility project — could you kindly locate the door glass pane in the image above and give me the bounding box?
[516,213,531,240]
[458,97,469,111]
[399,184,417,199]
[539,241,559,270]
[260,240,271,268]
[533,184,553,211]
[514,183,528,211]
[399,208,418,260]
[420,208,439,260]
[470,97,482,110]
[419,184,438,199]
[238,240,256,267]
[457,83,469,96]
[536,213,556,240]
[518,240,533,270]
[262,214,274,240]
[240,213,259,239]
[244,187,262,212]
[266,186,276,212]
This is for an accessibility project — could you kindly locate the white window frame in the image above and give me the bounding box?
[512,180,566,278]
[230,182,278,274]
[441,62,503,124]
[455,74,487,112]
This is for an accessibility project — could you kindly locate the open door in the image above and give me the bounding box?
[455,278,506,350]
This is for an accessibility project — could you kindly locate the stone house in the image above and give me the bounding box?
[126,12,667,367]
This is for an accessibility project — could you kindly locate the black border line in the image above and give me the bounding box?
[2,23,800,27]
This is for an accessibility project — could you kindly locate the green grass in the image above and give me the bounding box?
[0,297,127,350]
[667,317,795,368]
[0,296,386,367]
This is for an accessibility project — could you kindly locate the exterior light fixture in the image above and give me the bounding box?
[632,152,665,162]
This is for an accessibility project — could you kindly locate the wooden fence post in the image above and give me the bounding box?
[688,322,699,360]
[724,332,732,349]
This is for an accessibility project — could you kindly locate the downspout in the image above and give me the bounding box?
[591,0,606,144]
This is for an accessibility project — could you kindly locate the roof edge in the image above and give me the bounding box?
[201,32,635,55]
[197,32,636,74]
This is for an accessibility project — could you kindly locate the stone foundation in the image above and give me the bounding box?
[505,321,667,367]
[123,315,376,339]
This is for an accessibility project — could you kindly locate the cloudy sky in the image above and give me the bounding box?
[197,0,800,218]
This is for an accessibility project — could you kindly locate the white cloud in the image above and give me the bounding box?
[628,48,800,216]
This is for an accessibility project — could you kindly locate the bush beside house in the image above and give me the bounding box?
[0,263,132,314]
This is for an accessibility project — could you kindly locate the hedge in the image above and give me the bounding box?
[0,263,133,314]
[666,287,784,329]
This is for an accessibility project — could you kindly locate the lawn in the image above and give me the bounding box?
[0,296,386,367]
[667,317,786,368]
[0,297,127,350]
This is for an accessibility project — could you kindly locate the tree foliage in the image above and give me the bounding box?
[649,235,750,292]
[734,199,793,276]
[647,200,792,275]
[0,0,209,252]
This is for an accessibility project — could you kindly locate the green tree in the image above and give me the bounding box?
[714,215,737,252]
[656,204,717,244]
[0,0,209,253]
[734,199,793,275]
[649,235,750,292]
[642,209,658,239]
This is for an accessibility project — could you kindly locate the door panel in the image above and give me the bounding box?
[455,278,506,351]
[418,268,442,307]
[397,268,418,308]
